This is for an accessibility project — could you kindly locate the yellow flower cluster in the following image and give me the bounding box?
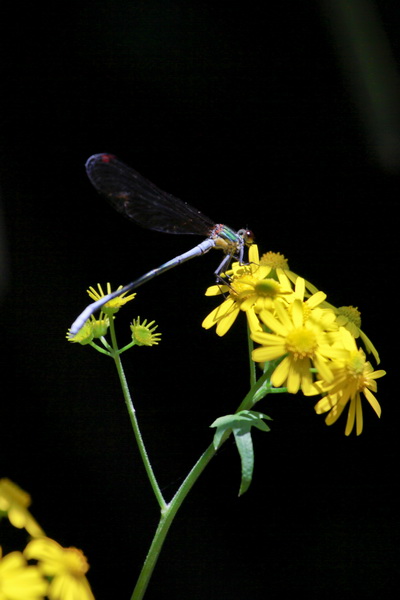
[202,246,386,436]
[67,283,161,348]
[0,479,95,600]
[66,282,137,343]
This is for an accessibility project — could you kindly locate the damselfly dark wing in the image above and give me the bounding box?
[85,154,216,235]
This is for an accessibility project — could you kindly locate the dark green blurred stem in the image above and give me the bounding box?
[320,0,400,171]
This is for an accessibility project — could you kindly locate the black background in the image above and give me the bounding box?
[0,1,398,598]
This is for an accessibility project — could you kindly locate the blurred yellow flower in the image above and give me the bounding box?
[0,548,48,600]
[0,479,44,537]
[24,537,94,600]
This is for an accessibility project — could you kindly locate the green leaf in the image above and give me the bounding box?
[210,410,272,495]
[233,429,254,495]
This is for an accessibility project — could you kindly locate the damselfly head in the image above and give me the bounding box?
[238,229,255,246]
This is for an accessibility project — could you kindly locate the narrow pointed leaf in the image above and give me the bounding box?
[233,429,254,496]
[210,410,272,493]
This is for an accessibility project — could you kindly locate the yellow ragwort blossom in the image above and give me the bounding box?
[269,265,380,364]
[87,282,136,315]
[202,245,293,336]
[24,537,94,600]
[89,312,110,338]
[324,304,380,364]
[130,317,162,346]
[0,479,44,537]
[251,296,340,395]
[259,250,289,271]
[262,273,337,332]
[0,548,48,600]
[66,312,110,344]
[313,328,385,435]
[260,251,323,298]
[66,321,94,345]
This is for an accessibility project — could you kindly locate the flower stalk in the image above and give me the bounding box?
[108,316,167,512]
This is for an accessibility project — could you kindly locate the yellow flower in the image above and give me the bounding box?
[259,250,289,271]
[251,298,339,395]
[202,245,292,336]
[24,538,94,600]
[0,548,48,600]
[89,312,110,338]
[130,317,162,346]
[265,274,337,331]
[326,304,380,364]
[202,294,246,337]
[66,321,94,345]
[66,313,109,345]
[259,252,321,297]
[87,283,136,315]
[277,272,380,364]
[0,479,44,537]
[313,328,385,435]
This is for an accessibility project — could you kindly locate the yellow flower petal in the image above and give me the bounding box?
[0,551,48,599]
[252,345,286,362]
[363,387,382,417]
[216,306,240,336]
[270,356,291,389]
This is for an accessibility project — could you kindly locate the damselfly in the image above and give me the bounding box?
[70,153,253,335]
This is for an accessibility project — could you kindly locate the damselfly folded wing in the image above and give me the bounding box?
[85,154,216,235]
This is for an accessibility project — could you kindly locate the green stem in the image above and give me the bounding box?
[247,323,257,388]
[108,317,285,598]
[89,340,111,356]
[108,318,167,511]
[130,368,269,599]
[118,340,136,353]
[131,442,217,600]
